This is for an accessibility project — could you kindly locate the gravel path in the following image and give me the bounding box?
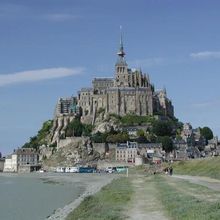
[126,176,169,220]
[172,175,220,191]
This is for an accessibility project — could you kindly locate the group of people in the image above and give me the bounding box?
[164,166,173,176]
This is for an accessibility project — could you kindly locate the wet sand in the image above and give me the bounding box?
[44,173,117,220]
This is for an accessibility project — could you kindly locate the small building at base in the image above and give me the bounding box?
[3,154,18,172]
[116,142,138,163]
[3,148,40,173]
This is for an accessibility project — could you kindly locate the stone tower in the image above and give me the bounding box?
[115,27,129,87]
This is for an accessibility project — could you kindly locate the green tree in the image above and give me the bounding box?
[37,120,53,140]
[22,120,53,150]
[91,132,108,143]
[66,119,84,137]
[82,124,93,136]
[158,136,174,153]
[137,129,145,137]
[106,132,129,143]
[200,127,213,141]
[152,121,173,136]
[121,114,155,126]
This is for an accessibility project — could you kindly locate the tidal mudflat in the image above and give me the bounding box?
[0,173,115,220]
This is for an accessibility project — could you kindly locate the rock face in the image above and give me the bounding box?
[93,112,121,134]
[42,113,120,168]
[42,137,103,169]
[51,116,75,143]
[39,145,54,161]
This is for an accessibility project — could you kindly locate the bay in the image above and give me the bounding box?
[0,173,86,220]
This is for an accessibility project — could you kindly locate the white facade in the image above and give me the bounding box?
[3,154,17,172]
[116,142,138,163]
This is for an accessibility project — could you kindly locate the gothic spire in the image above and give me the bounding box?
[117,26,126,58]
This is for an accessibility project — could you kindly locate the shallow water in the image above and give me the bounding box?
[0,173,86,220]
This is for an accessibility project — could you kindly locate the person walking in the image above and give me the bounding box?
[169,166,173,176]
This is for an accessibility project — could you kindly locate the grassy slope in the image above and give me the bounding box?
[155,175,220,220]
[66,158,220,220]
[172,157,220,180]
[66,177,133,220]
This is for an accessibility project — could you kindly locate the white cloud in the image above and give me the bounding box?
[129,57,165,68]
[190,51,220,59]
[0,67,84,87]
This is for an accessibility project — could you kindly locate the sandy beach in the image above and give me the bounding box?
[45,173,117,220]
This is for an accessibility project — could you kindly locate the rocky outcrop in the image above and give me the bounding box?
[39,144,55,161]
[51,116,75,143]
[93,112,121,134]
[43,112,121,168]
[42,137,103,169]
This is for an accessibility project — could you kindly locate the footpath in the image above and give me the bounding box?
[125,175,169,220]
[172,175,220,191]
[126,174,220,220]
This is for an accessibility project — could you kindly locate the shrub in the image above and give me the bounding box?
[152,121,173,136]
[200,127,213,141]
[121,114,155,126]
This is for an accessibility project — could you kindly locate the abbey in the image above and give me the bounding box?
[55,33,174,123]
[77,34,174,121]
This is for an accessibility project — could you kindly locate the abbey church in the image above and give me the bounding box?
[55,33,174,125]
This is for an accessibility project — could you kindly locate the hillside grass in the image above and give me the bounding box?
[172,157,220,180]
[66,177,133,220]
[120,114,155,126]
[155,175,220,220]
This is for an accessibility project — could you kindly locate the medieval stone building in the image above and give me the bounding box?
[76,33,174,122]
[54,32,174,128]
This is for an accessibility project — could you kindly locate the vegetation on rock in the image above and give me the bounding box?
[106,132,129,143]
[65,118,93,137]
[91,130,129,143]
[91,114,183,149]
[22,120,53,150]
[121,114,155,126]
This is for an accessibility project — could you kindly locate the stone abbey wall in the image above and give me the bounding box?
[52,34,174,143]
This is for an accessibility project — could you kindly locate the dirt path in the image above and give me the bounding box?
[164,175,220,202]
[172,175,220,191]
[125,176,169,220]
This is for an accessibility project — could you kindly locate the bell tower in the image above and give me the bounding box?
[115,26,129,87]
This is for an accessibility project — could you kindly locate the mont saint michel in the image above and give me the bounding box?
[52,32,174,143]
[1,1,220,220]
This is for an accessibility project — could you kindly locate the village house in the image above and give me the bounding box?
[115,141,163,164]
[3,153,18,172]
[3,148,40,173]
[116,141,138,163]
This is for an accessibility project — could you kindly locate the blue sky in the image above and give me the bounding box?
[1,0,220,155]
